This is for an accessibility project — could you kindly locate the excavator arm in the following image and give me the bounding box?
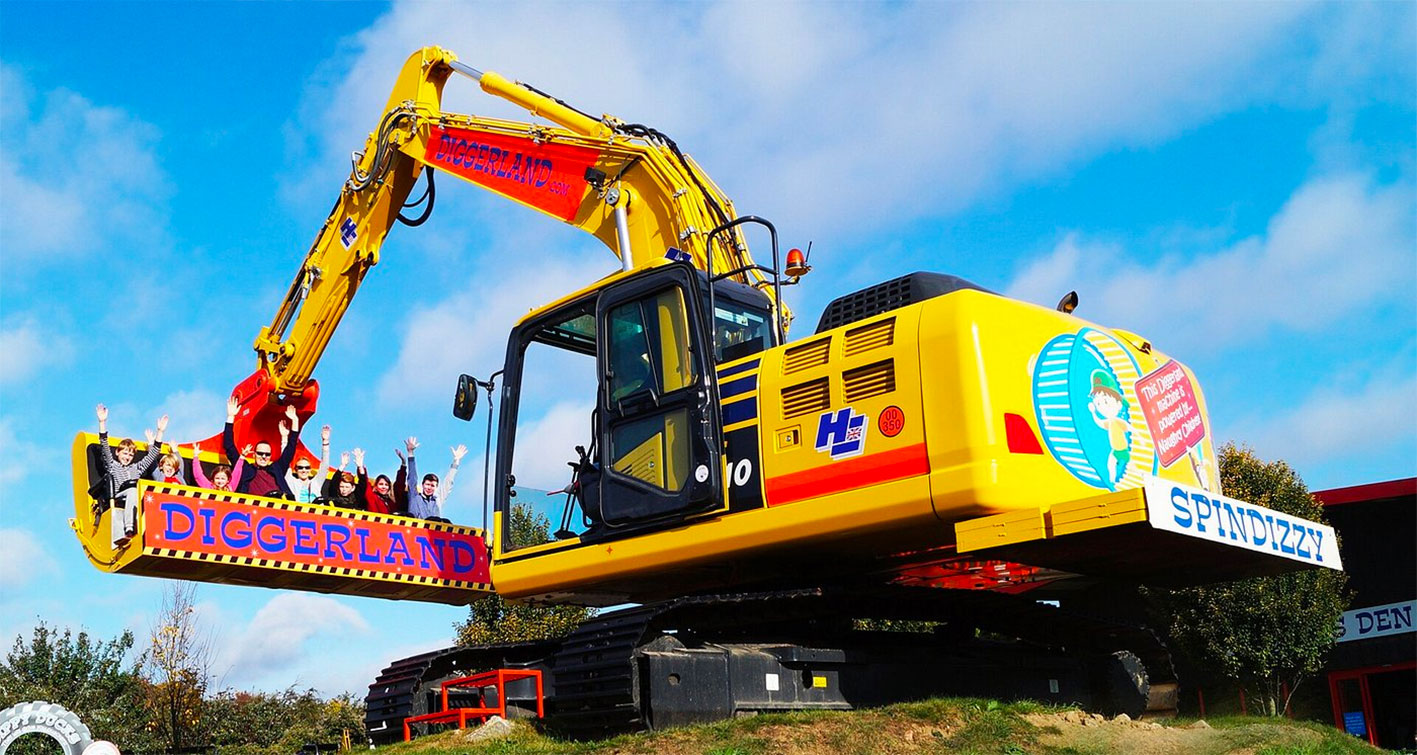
[247,46,780,410]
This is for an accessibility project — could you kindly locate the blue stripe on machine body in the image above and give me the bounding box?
[722,398,757,425]
[719,374,758,399]
[716,358,761,379]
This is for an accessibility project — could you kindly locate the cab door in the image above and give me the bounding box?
[596,266,720,529]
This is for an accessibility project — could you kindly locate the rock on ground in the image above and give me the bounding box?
[454,715,519,743]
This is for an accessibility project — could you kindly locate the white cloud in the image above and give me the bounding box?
[0,528,59,590]
[375,226,611,407]
[1231,368,1417,480]
[0,417,57,497]
[0,320,74,386]
[152,389,227,448]
[508,402,597,493]
[274,1,1374,243]
[1005,174,1415,354]
[0,62,170,262]
[222,593,370,685]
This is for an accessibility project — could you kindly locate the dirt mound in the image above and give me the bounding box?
[1026,711,1368,755]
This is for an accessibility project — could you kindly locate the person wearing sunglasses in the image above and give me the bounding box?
[222,395,303,499]
[280,422,331,504]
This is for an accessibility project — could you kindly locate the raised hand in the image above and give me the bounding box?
[157,414,170,433]
[451,444,468,463]
[278,420,290,438]
[191,442,202,457]
[226,395,240,421]
[96,404,109,423]
[405,436,419,454]
[321,424,331,444]
[353,448,365,467]
[241,444,254,457]
[339,451,350,469]
[144,429,156,445]
[395,448,405,464]
[284,404,300,432]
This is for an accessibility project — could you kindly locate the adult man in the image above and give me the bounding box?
[223,396,302,499]
[404,436,466,522]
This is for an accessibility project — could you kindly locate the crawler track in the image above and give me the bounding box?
[368,586,1178,741]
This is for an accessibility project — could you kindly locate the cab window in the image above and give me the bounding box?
[607,287,695,402]
[713,301,771,363]
[605,287,696,492]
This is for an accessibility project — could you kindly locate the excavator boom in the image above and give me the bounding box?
[251,46,777,406]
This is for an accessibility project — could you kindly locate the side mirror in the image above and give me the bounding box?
[453,374,477,421]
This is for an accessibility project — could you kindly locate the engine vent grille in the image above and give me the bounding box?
[844,318,895,357]
[843,360,896,403]
[816,272,990,332]
[782,378,830,419]
[783,338,831,374]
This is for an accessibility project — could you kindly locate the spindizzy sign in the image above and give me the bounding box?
[1144,478,1342,570]
[142,491,490,584]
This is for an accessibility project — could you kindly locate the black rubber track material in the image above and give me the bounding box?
[367,586,1177,740]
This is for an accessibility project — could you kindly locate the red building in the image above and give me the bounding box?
[1312,477,1415,750]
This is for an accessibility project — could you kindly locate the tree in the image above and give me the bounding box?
[0,622,156,752]
[143,582,214,751]
[200,687,365,755]
[455,503,593,646]
[1146,443,1349,716]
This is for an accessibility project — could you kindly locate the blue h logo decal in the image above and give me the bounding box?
[815,407,868,460]
[339,218,358,249]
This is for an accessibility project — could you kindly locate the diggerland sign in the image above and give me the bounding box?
[425,125,600,222]
[141,490,490,584]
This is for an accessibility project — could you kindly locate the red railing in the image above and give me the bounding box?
[402,668,544,741]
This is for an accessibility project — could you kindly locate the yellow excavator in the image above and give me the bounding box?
[70,46,1342,739]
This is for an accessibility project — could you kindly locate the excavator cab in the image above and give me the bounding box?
[495,262,752,553]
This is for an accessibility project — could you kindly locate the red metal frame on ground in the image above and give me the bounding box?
[1327,661,1417,747]
[403,668,544,741]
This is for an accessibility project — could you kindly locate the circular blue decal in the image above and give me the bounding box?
[1031,328,1156,491]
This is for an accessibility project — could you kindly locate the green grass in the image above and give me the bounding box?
[381,698,1384,755]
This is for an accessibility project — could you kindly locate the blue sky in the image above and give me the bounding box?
[1,2,1412,697]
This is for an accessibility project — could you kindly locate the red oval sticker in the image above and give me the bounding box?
[878,406,905,437]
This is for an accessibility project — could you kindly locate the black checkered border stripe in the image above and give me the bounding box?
[139,545,493,591]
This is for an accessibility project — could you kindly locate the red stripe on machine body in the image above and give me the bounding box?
[765,443,930,506]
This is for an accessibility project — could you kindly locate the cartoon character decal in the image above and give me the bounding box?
[1030,328,1158,491]
[1087,370,1132,486]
